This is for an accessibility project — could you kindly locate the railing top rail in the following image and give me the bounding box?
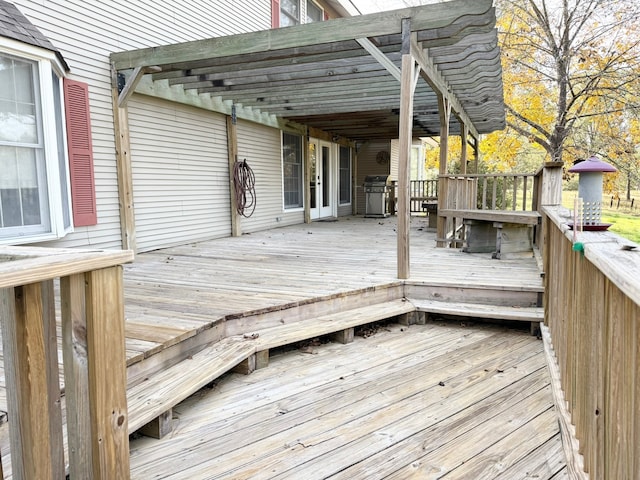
[534,161,563,178]
[439,173,535,179]
[0,246,134,288]
[543,206,640,306]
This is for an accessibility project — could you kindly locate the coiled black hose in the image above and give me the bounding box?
[233,159,256,217]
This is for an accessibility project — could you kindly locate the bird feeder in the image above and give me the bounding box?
[568,156,617,230]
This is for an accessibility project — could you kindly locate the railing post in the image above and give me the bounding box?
[436,175,448,246]
[85,266,130,479]
[0,281,65,480]
[540,161,564,207]
[0,247,133,479]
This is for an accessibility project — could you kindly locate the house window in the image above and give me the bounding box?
[282,132,303,209]
[339,146,351,205]
[281,0,300,26]
[307,1,324,22]
[0,45,76,244]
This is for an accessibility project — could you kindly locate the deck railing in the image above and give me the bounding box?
[439,172,538,210]
[435,164,564,247]
[0,246,134,479]
[543,206,640,479]
[388,179,438,214]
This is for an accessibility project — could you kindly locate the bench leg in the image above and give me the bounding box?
[255,350,270,370]
[331,327,354,344]
[139,409,173,439]
[233,354,257,375]
[492,222,503,259]
[398,311,419,325]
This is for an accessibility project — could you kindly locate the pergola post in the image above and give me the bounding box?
[226,111,241,237]
[397,19,416,280]
[473,135,480,173]
[460,123,468,174]
[436,94,451,247]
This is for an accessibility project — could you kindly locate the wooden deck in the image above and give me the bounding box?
[0,216,563,478]
[121,215,543,368]
[128,321,568,479]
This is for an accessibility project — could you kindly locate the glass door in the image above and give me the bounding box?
[308,139,334,219]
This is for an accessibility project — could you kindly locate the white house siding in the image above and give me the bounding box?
[128,95,231,253]
[12,0,270,249]
[235,121,304,232]
[337,204,353,217]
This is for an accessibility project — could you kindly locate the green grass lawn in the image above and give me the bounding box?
[562,190,640,243]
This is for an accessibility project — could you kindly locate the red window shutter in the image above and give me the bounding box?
[271,0,280,27]
[63,78,97,227]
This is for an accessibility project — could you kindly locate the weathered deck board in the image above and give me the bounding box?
[120,217,543,359]
[129,322,566,479]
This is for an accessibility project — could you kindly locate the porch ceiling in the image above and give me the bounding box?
[110,0,504,142]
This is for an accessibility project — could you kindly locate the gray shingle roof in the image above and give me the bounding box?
[0,0,69,70]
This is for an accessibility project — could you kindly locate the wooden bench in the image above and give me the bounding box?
[439,209,541,259]
[127,337,256,438]
[420,198,438,228]
[244,299,415,370]
[409,298,544,334]
[127,299,414,438]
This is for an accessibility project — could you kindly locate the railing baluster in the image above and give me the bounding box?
[481,178,487,210]
[62,273,93,477]
[492,179,497,209]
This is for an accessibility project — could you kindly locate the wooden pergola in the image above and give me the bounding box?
[110,0,505,279]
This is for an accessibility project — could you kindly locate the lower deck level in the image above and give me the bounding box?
[129,320,568,479]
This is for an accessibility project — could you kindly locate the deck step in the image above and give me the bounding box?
[409,298,544,322]
[250,299,416,352]
[128,299,415,437]
[127,337,256,435]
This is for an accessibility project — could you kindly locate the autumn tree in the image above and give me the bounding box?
[496,0,640,176]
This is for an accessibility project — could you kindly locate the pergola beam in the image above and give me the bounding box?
[111,0,495,70]
[411,36,478,139]
[356,37,402,82]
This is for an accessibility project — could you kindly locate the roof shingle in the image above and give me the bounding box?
[0,0,69,70]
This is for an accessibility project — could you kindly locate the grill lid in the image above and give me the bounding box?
[363,175,390,185]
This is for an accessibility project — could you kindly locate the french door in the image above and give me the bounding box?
[309,139,334,219]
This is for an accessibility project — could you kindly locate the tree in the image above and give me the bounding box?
[496,0,640,172]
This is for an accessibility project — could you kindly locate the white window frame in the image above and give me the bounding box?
[338,145,351,206]
[306,0,324,23]
[280,0,300,26]
[0,37,73,245]
[281,131,304,211]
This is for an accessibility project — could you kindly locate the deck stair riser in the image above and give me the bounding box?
[224,283,404,336]
[404,283,542,308]
[127,299,414,438]
[249,298,414,352]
